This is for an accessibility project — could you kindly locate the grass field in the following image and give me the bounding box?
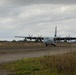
[0,42,44,48]
[0,42,76,48]
[0,51,76,75]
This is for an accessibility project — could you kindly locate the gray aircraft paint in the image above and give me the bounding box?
[43,26,57,46]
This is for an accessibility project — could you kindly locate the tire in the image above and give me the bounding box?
[53,44,56,46]
[45,43,48,46]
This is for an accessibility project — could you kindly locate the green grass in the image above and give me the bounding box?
[1,52,76,75]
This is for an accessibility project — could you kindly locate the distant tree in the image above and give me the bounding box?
[12,40,16,42]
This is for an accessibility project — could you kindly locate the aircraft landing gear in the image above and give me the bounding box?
[45,43,56,46]
[53,44,56,46]
[45,44,48,46]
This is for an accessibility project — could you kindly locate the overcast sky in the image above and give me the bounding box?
[0,0,76,40]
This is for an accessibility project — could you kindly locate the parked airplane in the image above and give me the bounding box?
[15,26,76,46]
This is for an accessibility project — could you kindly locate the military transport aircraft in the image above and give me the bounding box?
[15,26,76,46]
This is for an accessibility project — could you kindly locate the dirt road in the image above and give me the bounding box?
[0,46,76,63]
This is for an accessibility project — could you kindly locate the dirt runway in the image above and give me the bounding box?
[0,45,76,63]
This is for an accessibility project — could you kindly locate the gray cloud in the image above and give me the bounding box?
[0,0,76,40]
[1,0,76,5]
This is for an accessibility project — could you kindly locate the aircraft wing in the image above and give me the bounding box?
[15,36,44,40]
[55,37,76,40]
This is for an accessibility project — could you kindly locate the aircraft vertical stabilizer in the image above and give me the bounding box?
[54,26,57,38]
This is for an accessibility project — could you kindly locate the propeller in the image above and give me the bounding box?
[28,34,33,41]
[37,35,42,42]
